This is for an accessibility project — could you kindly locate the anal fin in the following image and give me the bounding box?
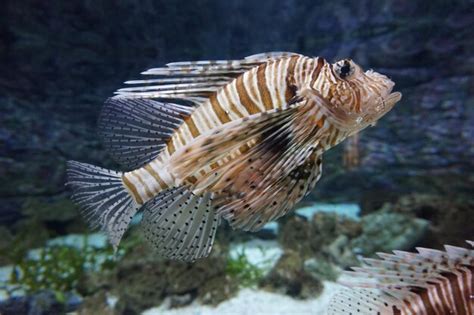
[141,186,220,262]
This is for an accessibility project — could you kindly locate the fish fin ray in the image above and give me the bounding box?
[220,153,323,231]
[171,98,324,231]
[66,161,139,250]
[336,242,474,315]
[98,96,193,169]
[141,187,220,262]
[115,52,301,103]
[328,288,398,315]
[170,106,300,178]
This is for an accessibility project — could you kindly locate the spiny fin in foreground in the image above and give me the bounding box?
[141,187,220,262]
[219,154,323,232]
[170,96,325,231]
[328,240,474,315]
[66,161,139,249]
[98,97,194,170]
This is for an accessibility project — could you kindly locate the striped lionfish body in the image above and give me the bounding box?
[67,52,401,261]
[329,241,474,315]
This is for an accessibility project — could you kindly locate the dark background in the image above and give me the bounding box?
[1,0,473,232]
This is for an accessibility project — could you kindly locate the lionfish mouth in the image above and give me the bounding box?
[371,91,402,121]
[306,89,402,132]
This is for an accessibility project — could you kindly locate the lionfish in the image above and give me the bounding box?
[328,241,474,314]
[67,52,401,261]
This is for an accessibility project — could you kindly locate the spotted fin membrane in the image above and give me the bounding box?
[328,241,474,315]
[141,187,220,262]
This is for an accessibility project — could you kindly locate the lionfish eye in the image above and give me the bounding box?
[337,59,354,79]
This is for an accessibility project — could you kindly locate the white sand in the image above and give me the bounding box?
[143,238,347,315]
[143,281,343,315]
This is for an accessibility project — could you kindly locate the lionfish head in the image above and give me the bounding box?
[315,58,402,133]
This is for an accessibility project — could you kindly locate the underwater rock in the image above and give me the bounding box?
[303,258,339,282]
[389,194,474,248]
[277,215,312,256]
[325,235,359,268]
[0,221,50,266]
[166,293,194,308]
[350,210,429,256]
[278,211,362,257]
[110,238,235,314]
[78,291,115,315]
[20,196,86,235]
[310,212,362,253]
[277,211,362,269]
[77,269,114,298]
[277,208,428,269]
[0,297,28,315]
[0,291,81,315]
[0,227,14,265]
[259,250,323,299]
[197,275,238,306]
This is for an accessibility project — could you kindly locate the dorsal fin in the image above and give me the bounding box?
[330,242,474,314]
[100,52,300,169]
[98,96,193,170]
[115,52,300,104]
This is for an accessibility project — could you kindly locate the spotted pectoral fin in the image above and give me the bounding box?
[170,106,300,181]
[217,153,323,231]
[115,52,301,104]
[140,186,220,262]
[328,288,397,315]
[98,96,194,169]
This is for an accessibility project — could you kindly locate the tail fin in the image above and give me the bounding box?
[66,161,139,250]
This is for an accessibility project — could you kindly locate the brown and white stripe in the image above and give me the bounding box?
[122,55,329,205]
[328,241,474,315]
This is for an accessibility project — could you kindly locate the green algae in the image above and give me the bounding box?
[225,249,264,288]
[7,235,120,301]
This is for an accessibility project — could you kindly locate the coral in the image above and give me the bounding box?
[259,250,323,299]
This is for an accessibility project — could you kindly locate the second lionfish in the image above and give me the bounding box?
[329,241,474,314]
[67,52,401,261]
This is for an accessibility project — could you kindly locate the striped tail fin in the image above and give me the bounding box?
[66,161,139,249]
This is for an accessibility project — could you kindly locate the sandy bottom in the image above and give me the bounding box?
[142,281,344,315]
